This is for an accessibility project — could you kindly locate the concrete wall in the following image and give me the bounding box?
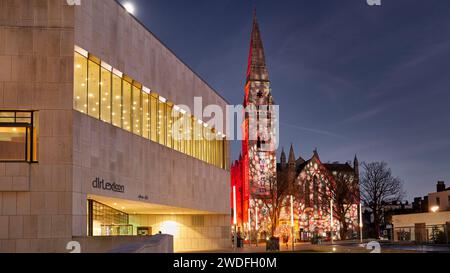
[393,211,450,228]
[0,0,75,252]
[71,0,230,241]
[428,191,450,211]
[129,214,230,252]
[0,0,230,253]
[76,234,173,253]
[72,112,230,238]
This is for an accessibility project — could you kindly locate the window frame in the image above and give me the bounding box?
[0,110,38,163]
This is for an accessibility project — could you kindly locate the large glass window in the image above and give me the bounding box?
[172,110,180,152]
[88,59,100,119]
[100,67,112,123]
[122,80,132,132]
[157,98,166,146]
[132,84,142,136]
[112,73,122,127]
[150,94,158,142]
[74,53,88,113]
[88,200,132,237]
[142,93,150,140]
[73,48,228,170]
[184,116,192,155]
[166,103,173,149]
[0,111,38,162]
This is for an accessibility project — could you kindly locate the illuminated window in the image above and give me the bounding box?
[100,67,112,123]
[74,53,87,113]
[88,59,100,119]
[112,73,122,127]
[150,94,158,142]
[72,48,227,170]
[142,93,150,140]
[204,127,210,163]
[166,103,173,149]
[88,200,132,237]
[122,80,132,132]
[216,138,221,168]
[194,120,202,160]
[211,131,216,166]
[0,111,38,162]
[132,84,142,136]
[184,116,192,156]
[157,98,166,146]
[172,108,181,152]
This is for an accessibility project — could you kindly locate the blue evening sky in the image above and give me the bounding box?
[117,0,450,200]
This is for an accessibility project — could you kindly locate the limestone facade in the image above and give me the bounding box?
[0,0,230,253]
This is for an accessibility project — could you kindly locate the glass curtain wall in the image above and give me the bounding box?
[74,49,227,170]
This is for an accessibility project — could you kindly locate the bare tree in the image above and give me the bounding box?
[260,173,289,239]
[321,171,360,240]
[360,162,405,238]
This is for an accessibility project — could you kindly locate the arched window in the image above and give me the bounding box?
[313,176,319,208]
[321,180,328,210]
[305,179,310,208]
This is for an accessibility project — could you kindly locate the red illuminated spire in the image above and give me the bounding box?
[246,10,269,82]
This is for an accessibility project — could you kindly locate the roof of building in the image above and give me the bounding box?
[323,163,355,173]
[277,150,355,176]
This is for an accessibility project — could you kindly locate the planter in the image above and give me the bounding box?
[266,237,280,252]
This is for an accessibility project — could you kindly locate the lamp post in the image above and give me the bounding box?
[290,195,295,251]
[248,208,251,246]
[359,203,363,244]
[330,199,334,245]
[233,186,237,250]
[255,206,259,247]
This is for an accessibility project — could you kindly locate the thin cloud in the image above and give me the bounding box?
[280,122,347,139]
[341,106,384,124]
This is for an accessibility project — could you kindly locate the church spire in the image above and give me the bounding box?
[280,147,287,168]
[288,144,296,165]
[246,10,269,83]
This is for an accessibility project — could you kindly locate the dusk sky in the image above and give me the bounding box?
[118,0,450,201]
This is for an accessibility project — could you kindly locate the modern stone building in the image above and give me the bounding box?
[0,0,230,253]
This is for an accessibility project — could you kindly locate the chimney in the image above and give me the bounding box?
[437,181,446,192]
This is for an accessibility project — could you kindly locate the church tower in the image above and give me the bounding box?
[241,11,278,231]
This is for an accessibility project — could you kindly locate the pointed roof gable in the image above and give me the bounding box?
[288,144,296,163]
[246,12,269,83]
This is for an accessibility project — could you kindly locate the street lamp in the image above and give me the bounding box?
[255,206,259,247]
[330,199,334,245]
[290,195,295,251]
[359,203,363,243]
[233,186,237,250]
[248,208,251,246]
